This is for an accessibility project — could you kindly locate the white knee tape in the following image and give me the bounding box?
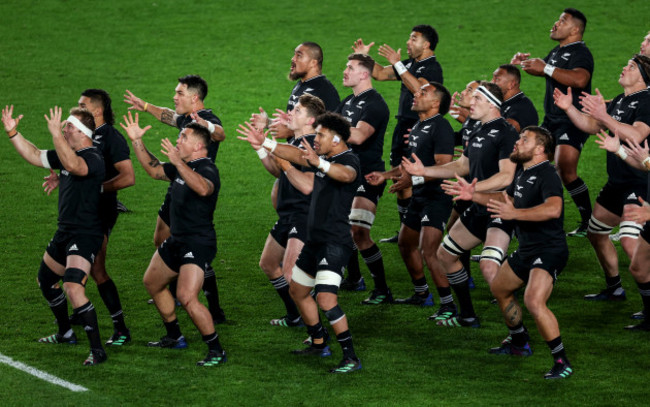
[315,270,343,287]
[349,209,375,230]
[480,246,505,265]
[292,265,315,288]
[587,216,614,235]
[619,221,642,240]
[442,234,464,256]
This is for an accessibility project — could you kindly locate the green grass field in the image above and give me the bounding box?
[1,0,649,405]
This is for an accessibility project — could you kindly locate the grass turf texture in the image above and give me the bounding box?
[1,0,649,405]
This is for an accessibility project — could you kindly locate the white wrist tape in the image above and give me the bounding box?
[206,121,216,134]
[643,156,650,170]
[394,61,408,76]
[411,176,425,186]
[543,64,556,77]
[318,158,331,173]
[616,145,628,160]
[262,138,278,152]
[256,148,268,159]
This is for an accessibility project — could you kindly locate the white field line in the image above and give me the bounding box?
[0,352,88,392]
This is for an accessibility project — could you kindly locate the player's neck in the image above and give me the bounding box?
[503,88,520,101]
[479,111,501,124]
[94,117,105,128]
[326,143,348,158]
[416,49,434,62]
[302,70,322,82]
[623,82,646,96]
[352,81,372,96]
[558,35,582,47]
[190,103,206,115]
[418,108,439,121]
[523,156,547,169]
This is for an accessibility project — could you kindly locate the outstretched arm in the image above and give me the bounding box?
[236,122,281,177]
[124,89,179,127]
[120,111,169,181]
[47,107,89,176]
[401,153,470,180]
[3,105,46,167]
[488,192,562,221]
[581,89,650,144]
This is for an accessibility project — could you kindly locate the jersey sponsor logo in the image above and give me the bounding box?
[184,252,194,259]
[533,257,543,265]
[411,135,420,140]
[549,57,558,65]
[316,171,326,178]
[289,227,298,234]
[345,110,354,116]
[175,178,186,185]
[357,184,366,192]
[516,185,524,190]
[69,244,79,251]
[290,94,299,101]
[615,109,625,115]
[627,192,637,200]
[319,257,329,266]
[559,133,570,141]
[561,52,571,60]
[405,62,413,69]
[475,137,485,142]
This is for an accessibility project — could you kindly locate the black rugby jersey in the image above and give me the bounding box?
[287,75,340,112]
[506,161,567,255]
[176,109,222,162]
[46,147,105,235]
[394,56,443,120]
[463,118,519,214]
[163,158,219,246]
[606,89,650,186]
[407,114,455,198]
[543,41,594,124]
[501,92,539,130]
[335,88,389,174]
[276,134,315,218]
[93,124,131,209]
[306,150,360,246]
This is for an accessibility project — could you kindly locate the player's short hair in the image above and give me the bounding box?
[178,75,208,101]
[81,89,114,126]
[185,122,211,149]
[347,53,375,73]
[314,112,351,142]
[429,81,451,116]
[522,125,554,158]
[478,81,504,103]
[298,94,326,118]
[301,42,323,69]
[412,25,439,51]
[633,54,650,85]
[69,107,95,133]
[564,8,587,34]
[498,64,521,85]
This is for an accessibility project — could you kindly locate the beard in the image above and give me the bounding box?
[510,149,533,164]
[288,67,305,81]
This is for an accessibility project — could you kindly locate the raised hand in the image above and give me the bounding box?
[236,121,267,149]
[553,87,573,111]
[352,38,375,55]
[250,107,269,131]
[442,176,477,201]
[400,153,424,176]
[300,138,319,167]
[124,89,146,111]
[378,44,401,65]
[2,105,23,133]
[44,106,63,138]
[510,52,530,65]
[160,138,181,165]
[487,191,517,220]
[119,111,152,141]
[594,130,620,153]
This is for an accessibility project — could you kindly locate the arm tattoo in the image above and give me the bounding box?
[146,149,161,168]
[504,300,522,326]
[160,109,175,126]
